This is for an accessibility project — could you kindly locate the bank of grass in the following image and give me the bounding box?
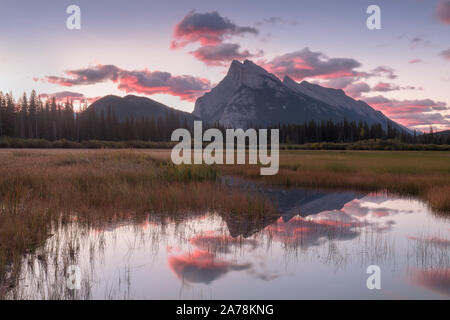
[221,150,450,214]
[0,137,177,149]
[1,136,450,151]
[0,149,276,297]
[281,139,450,151]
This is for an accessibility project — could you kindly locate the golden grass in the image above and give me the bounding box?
[0,149,277,297]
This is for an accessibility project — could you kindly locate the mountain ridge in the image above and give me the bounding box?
[87,60,408,133]
[193,59,408,132]
[86,94,198,123]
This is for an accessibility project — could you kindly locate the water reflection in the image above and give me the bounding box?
[8,181,450,300]
[169,250,252,285]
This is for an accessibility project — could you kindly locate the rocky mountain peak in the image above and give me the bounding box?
[226,59,281,87]
[193,60,408,132]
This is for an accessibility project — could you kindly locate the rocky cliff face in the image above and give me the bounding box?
[193,59,407,131]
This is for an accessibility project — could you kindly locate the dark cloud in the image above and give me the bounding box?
[171,11,258,49]
[254,16,298,27]
[345,82,371,98]
[38,65,211,102]
[370,66,397,79]
[373,82,400,92]
[436,0,450,24]
[372,82,417,92]
[439,48,450,61]
[317,77,355,90]
[255,16,284,26]
[190,43,262,66]
[410,34,430,48]
[43,65,121,86]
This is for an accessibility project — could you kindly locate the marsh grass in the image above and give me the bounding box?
[0,149,277,298]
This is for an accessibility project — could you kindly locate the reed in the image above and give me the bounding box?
[0,149,276,297]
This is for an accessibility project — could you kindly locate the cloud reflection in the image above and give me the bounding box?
[168,249,251,284]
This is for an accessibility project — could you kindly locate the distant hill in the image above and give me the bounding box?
[435,130,450,136]
[86,94,198,123]
[420,129,450,144]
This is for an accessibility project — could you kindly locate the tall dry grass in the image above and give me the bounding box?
[0,149,277,297]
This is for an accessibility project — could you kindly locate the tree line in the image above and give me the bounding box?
[1,91,449,145]
[0,91,189,142]
[268,120,439,144]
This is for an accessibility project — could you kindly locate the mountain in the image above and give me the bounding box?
[435,129,450,136]
[193,59,407,131]
[86,94,198,122]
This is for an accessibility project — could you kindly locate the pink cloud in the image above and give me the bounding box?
[260,47,362,81]
[344,82,371,98]
[263,214,362,247]
[189,231,258,253]
[408,235,450,247]
[373,82,400,92]
[363,95,450,129]
[37,65,211,102]
[436,0,450,24]
[439,48,450,61]
[168,249,251,284]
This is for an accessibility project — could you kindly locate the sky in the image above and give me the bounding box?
[0,0,449,131]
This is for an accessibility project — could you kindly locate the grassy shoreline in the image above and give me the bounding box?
[1,136,450,151]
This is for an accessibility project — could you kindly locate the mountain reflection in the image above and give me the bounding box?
[221,176,367,237]
[264,215,361,248]
[167,180,373,284]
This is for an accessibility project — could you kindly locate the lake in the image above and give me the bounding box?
[8,178,450,299]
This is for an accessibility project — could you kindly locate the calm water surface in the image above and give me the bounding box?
[10,180,450,299]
